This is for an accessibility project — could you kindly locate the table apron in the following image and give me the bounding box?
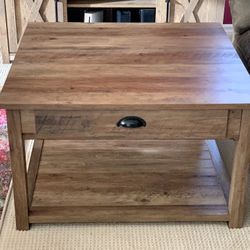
[20,109,241,140]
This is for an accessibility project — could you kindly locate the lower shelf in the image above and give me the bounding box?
[29,140,229,223]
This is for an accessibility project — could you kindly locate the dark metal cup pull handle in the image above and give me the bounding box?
[117,116,146,128]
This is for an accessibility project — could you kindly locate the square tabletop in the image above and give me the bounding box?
[0,23,249,110]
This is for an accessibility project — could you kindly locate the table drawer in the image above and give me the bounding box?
[21,110,228,139]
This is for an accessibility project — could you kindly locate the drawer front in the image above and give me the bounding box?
[21,110,228,139]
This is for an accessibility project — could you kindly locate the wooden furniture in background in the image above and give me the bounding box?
[1,0,227,63]
[59,0,225,23]
[59,0,167,23]
[170,0,225,23]
[0,0,10,63]
[0,0,56,63]
[0,23,250,230]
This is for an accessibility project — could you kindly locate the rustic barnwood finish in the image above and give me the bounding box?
[29,205,229,223]
[30,140,229,222]
[21,110,36,134]
[1,23,250,110]
[207,140,230,202]
[27,140,44,208]
[1,23,250,230]
[226,110,242,140]
[7,111,29,230]
[228,110,250,228]
[0,0,229,62]
[30,110,228,140]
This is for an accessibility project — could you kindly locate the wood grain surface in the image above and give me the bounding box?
[7,110,29,230]
[32,140,226,206]
[27,139,44,208]
[0,23,249,110]
[29,205,229,223]
[30,139,228,222]
[31,109,228,139]
[228,110,250,228]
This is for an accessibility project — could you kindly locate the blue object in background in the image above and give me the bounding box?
[116,10,131,22]
[139,9,155,22]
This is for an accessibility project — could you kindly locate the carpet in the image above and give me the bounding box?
[0,188,250,250]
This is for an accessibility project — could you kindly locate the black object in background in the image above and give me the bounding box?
[68,8,112,22]
[68,7,157,23]
[139,9,155,22]
[68,8,84,22]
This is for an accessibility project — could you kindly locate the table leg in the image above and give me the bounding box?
[228,110,250,228]
[7,110,29,230]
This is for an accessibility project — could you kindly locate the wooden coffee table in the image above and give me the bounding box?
[1,23,250,230]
